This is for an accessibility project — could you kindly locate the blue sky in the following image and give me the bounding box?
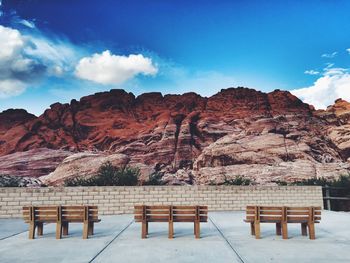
[1,0,350,115]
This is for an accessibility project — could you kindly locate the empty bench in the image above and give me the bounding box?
[134,205,208,239]
[23,206,58,239]
[23,205,101,239]
[244,206,321,239]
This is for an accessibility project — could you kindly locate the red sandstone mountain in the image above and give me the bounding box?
[0,87,349,185]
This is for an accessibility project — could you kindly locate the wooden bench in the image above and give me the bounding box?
[23,206,58,239]
[244,206,321,240]
[23,205,101,239]
[286,206,321,240]
[58,205,101,239]
[134,205,208,239]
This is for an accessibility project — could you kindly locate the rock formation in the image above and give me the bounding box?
[0,87,349,185]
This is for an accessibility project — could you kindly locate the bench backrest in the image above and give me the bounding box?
[23,206,59,223]
[61,205,99,222]
[286,206,321,222]
[173,206,208,222]
[134,205,208,223]
[246,206,283,222]
[134,205,170,222]
[61,206,85,222]
[23,205,99,223]
[246,206,321,223]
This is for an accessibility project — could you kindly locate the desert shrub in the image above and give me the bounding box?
[222,175,252,186]
[143,172,164,186]
[208,175,252,186]
[116,166,140,186]
[291,177,330,186]
[0,175,22,187]
[288,174,350,211]
[64,177,94,187]
[274,180,288,186]
[0,175,45,187]
[64,161,140,186]
[290,174,350,188]
[330,174,350,188]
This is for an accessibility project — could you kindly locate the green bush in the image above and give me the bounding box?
[64,161,140,186]
[222,175,252,186]
[0,175,22,187]
[209,175,252,186]
[143,172,164,186]
[274,180,288,186]
[274,174,350,188]
[290,174,350,188]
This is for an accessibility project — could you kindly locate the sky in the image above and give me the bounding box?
[0,0,350,115]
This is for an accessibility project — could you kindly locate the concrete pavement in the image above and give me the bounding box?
[0,211,349,263]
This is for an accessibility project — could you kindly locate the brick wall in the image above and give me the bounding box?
[0,186,323,218]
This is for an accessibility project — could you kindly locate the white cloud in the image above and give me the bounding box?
[291,67,350,109]
[346,48,350,55]
[0,24,82,98]
[75,50,158,85]
[324,63,334,69]
[0,79,26,98]
[0,25,24,61]
[321,52,337,58]
[19,19,35,29]
[323,67,347,76]
[304,70,319,75]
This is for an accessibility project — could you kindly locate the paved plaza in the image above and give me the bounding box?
[0,211,349,263]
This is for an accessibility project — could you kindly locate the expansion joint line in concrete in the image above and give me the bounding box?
[0,229,29,241]
[209,217,245,263]
[88,219,134,263]
[0,222,50,241]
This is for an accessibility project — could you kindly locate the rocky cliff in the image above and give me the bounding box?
[0,87,349,185]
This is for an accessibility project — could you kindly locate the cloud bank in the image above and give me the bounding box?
[0,3,158,99]
[292,66,350,109]
[75,50,158,85]
[0,24,82,98]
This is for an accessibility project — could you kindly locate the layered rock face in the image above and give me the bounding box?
[0,148,71,178]
[0,87,349,185]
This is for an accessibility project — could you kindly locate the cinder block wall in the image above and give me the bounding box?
[0,186,323,218]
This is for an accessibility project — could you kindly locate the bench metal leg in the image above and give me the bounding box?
[29,223,36,239]
[141,221,147,239]
[56,222,62,239]
[276,223,282,236]
[301,223,307,236]
[37,222,43,236]
[308,223,315,240]
[62,222,69,236]
[250,222,255,235]
[168,221,174,239]
[282,223,288,239]
[254,221,261,239]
